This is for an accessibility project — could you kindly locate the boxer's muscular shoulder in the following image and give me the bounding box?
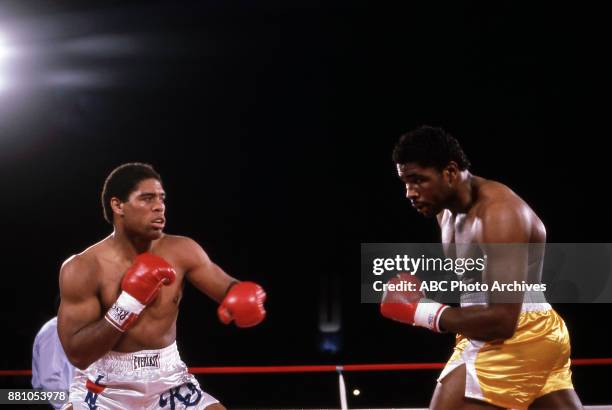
[475,180,527,215]
[481,181,545,240]
[476,195,532,242]
[154,234,197,254]
[61,238,114,287]
[475,178,520,202]
[60,253,99,295]
[153,234,203,267]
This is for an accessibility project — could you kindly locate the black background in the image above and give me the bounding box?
[0,1,610,408]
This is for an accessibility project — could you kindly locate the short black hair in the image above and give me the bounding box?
[392,125,471,171]
[101,163,162,224]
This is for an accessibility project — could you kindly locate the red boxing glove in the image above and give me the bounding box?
[121,253,176,304]
[218,282,266,328]
[105,253,176,332]
[380,273,448,332]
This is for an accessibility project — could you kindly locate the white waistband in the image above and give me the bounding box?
[89,341,183,374]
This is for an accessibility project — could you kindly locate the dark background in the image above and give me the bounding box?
[0,1,610,408]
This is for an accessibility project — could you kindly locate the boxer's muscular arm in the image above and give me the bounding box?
[439,203,528,341]
[57,256,122,370]
[182,238,237,302]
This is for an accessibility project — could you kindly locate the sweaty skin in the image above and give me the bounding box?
[58,178,236,370]
[397,161,582,410]
[397,162,544,340]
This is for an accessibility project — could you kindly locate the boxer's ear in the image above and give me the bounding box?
[110,197,124,216]
[443,161,459,185]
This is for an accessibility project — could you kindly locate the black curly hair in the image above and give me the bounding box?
[392,125,471,171]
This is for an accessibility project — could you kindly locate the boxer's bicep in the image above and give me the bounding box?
[182,239,236,303]
[480,203,529,331]
[57,256,101,348]
[481,204,530,289]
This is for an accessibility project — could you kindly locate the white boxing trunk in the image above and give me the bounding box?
[62,342,219,410]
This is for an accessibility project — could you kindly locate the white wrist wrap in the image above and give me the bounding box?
[104,292,145,332]
[414,299,449,332]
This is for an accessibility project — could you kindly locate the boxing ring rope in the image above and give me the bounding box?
[186,358,612,410]
[3,359,612,409]
[2,358,612,376]
[189,358,612,374]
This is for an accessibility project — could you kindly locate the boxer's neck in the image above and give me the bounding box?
[447,171,476,215]
[110,229,154,260]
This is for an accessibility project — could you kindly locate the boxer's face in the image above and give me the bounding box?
[396,162,452,218]
[120,178,166,239]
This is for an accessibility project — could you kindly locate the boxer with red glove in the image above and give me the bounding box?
[105,253,176,332]
[218,282,267,328]
[380,273,449,332]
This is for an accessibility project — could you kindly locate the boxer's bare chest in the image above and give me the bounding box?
[440,211,483,259]
[95,248,186,314]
